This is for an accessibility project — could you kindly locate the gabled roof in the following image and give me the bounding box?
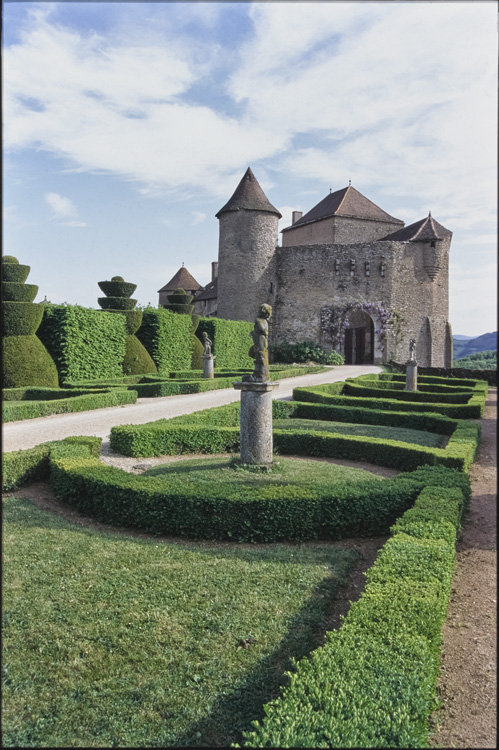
[193,277,218,301]
[378,213,452,242]
[157,266,203,293]
[216,167,282,218]
[281,185,403,233]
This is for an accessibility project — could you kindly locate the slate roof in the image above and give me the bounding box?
[157,266,203,294]
[378,213,452,242]
[281,185,403,233]
[216,167,282,218]
[193,277,218,301]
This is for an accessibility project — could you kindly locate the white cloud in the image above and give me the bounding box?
[45,192,77,217]
[64,220,87,228]
[192,211,206,225]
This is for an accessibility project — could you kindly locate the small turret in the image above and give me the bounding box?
[379,212,452,281]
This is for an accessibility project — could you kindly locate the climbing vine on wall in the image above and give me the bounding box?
[321,301,403,353]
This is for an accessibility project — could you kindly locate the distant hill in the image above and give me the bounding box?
[453,332,497,360]
[453,350,496,370]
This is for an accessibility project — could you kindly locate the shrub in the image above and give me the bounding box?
[2,387,137,423]
[38,304,126,382]
[272,340,344,365]
[1,258,58,388]
[197,318,253,368]
[136,307,192,374]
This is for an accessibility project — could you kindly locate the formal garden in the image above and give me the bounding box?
[2,255,494,747]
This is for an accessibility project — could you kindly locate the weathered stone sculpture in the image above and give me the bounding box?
[234,304,278,466]
[202,331,215,378]
[242,303,272,383]
[405,338,418,391]
[202,331,212,356]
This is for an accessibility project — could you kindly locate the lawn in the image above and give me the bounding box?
[274,418,444,448]
[2,496,358,748]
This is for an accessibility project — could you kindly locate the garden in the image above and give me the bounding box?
[1,255,492,746]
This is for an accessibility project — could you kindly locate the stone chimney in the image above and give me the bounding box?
[211,261,218,280]
[292,211,303,224]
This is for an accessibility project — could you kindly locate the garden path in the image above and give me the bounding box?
[2,364,381,452]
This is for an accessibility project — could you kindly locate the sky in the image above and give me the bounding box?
[3,0,497,338]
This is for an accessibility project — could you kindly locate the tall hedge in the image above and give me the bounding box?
[97,275,157,375]
[38,304,126,383]
[2,256,59,387]
[197,317,253,368]
[163,288,204,369]
[136,306,192,375]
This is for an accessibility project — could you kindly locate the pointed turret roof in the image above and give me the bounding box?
[157,266,203,294]
[216,167,282,218]
[281,184,403,233]
[378,213,452,242]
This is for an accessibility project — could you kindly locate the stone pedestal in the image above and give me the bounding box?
[233,381,279,466]
[202,355,215,379]
[404,360,418,391]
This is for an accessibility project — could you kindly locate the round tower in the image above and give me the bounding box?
[216,167,281,321]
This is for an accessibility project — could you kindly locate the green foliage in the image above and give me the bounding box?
[2,282,39,302]
[2,387,137,423]
[2,255,19,263]
[136,307,195,374]
[122,335,157,375]
[272,340,344,365]
[2,301,44,336]
[389,361,496,387]
[97,296,137,310]
[38,304,126,382]
[164,288,194,316]
[106,308,143,335]
[2,436,101,491]
[343,381,473,404]
[454,350,496,370]
[1,263,30,283]
[97,280,137,298]
[197,317,254,368]
[3,336,59,388]
[242,482,466,748]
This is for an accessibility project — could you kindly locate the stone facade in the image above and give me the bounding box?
[215,169,453,367]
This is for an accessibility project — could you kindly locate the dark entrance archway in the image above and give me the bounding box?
[344,312,374,365]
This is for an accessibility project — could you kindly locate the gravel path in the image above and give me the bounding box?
[2,365,381,453]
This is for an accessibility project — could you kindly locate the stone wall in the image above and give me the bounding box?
[281,216,403,247]
[217,210,278,322]
[272,239,450,366]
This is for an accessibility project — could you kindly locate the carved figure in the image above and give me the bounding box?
[243,304,272,382]
[202,331,212,357]
[409,338,417,361]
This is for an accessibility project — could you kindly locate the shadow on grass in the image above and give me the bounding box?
[170,566,354,748]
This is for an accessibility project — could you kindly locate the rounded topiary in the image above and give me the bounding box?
[97,276,157,375]
[98,296,138,311]
[2,263,30,283]
[1,258,58,387]
[2,282,39,303]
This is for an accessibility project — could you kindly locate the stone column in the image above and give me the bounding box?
[202,355,215,379]
[233,381,279,466]
[404,360,418,391]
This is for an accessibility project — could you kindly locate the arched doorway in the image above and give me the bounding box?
[344,310,374,364]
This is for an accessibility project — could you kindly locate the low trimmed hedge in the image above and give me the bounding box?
[343,381,474,404]
[241,479,468,748]
[390,362,496,387]
[2,387,137,423]
[293,384,484,419]
[2,436,102,491]
[379,372,488,392]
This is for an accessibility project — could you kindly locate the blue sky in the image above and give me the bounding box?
[3,1,497,337]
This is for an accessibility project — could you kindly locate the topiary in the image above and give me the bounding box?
[97,276,157,375]
[1,258,59,387]
[164,288,202,368]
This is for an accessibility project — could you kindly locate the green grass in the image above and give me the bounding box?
[141,455,383,484]
[274,418,444,448]
[2,496,358,748]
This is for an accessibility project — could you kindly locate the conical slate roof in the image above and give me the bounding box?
[157,266,203,294]
[378,213,452,242]
[281,185,403,233]
[216,167,282,218]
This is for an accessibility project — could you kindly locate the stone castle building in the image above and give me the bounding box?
[214,167,453,366]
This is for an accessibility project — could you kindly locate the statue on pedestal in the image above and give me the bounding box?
[202,331,212,357]
[243,304,272,383]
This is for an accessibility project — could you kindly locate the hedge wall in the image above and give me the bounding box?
[391,362,496,387]
[136,307,192,375]
[3,387,137,423]
[197,317,253,369]
[38,304,126,383]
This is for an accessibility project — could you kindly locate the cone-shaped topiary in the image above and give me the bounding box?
[1,256,59,387]
[164,288,203,368]
[97,275,157,375]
